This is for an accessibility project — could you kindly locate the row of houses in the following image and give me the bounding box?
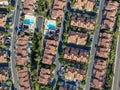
[96,32,112,59]
[71,15,96,30]
[101,0,119,30]
[16,34,29,66]
[0,0,10,89]
[91,59,107,89]
[23,0,36,32]
[38,30,59,86]
[42,39,58,65]
[90,0,119,89]
[14,0,37,89]
[91,32,112,89]
[16,31,31,90]
[73,0,96,11]
[0,51,9,90]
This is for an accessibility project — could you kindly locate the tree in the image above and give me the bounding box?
[57,81,62,86]
[26,63,31,68]
[20,32,25,36]
[81,80,86,85]
[93,7,98,13]
[84,14,88,17]
[62,44,66,49]
[50,74,54,78]
[58,57,64,64]
[34,82,40,90]
[51,64,56,70]
[5,80,13,86]
[68,12,72,19]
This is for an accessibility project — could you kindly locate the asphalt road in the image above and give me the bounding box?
[85,0,105,90]
[112,35,120,90]
[52,0,70,89]
[52,9,65,90]
[10,0,21,90]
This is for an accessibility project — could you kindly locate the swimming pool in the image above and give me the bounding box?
[25,19,35,24]
[47,22,55,30]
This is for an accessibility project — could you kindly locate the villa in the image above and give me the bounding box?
[23,0,35,15]
[0,14,7,28]
[73,0,96,11]
[64,47,89,63]
[67,31,88,45]
[71,15,96,30]
[17,67,31,90]
[42,39,57,65]
[38,68,52,85]
[101,0,119,30]
[91,59,107,89]
[65,67,85,81]
[0,51,7,63]
[16,34,28,66]
[96,32,112,59]
[51,0,66,20]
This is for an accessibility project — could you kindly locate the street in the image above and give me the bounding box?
[10,0,21,90]
[112,34,120,90]
[85,0,105,90]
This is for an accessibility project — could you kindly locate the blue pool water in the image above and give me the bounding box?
[28,43,31,49]
[47,23,55,30]
[25,19,34,24]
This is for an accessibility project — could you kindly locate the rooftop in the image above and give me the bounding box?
[65,67,85,81]
[91,59,107,89]
[67,31,88,45]
[101,1,119,30]
[0,52,7,63]
[23,0,35,15]
[64,47,89,63]
[42,39,57,65]
[71,15,96,30]
[38,68,52,85]
[96,32,112,59]
[0,32,4,44]
[73,0,96,11]
[0,14,7,27]
[0,67,8,83]
[17,67,31,90]
[51,0,66,19]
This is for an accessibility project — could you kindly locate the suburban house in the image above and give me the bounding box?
[73,0,96,11]
[101,1,119,30]
[38,68,52,85]
[64,47,89,63]
[67,31,88,45]
[51,0,66,20]
[71,15,96,30]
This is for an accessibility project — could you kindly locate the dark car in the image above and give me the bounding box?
[95,44,97,47]
[17,5,19,9]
